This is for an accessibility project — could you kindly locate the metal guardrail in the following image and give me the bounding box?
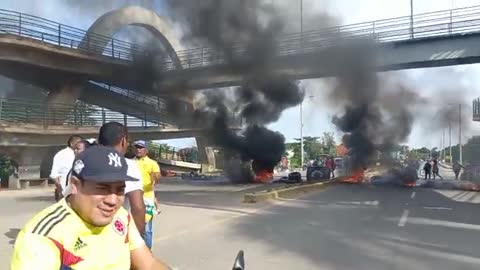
[2,5,480,122]
[88,81,167,112]
[0,8,161,62]
[0,98,166,128]
[2,5,480,72]
[168,5,480,71]
[0,8,173,110]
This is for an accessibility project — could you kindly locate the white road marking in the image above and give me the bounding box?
[278,198,379,206]
[406,217,480,231]
[423,206,452,210]
[411,191,416,199]
[398,209,409,227]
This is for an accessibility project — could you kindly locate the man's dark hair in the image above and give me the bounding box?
[98,122,128,147]
[67,135,83,147]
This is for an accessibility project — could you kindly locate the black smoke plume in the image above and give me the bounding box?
[164,0,310,181]
[193,79,303,181]
[325,42,419,170]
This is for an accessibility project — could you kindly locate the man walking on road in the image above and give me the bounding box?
[432,159,443,180]
[98,122,146,236]
[135,140,161,249]
[452,160,464,180]
[423,160,432,180]
[50,135,82,201]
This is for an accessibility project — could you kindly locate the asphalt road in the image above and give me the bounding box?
[1,181,480,270]
[153,184,480,270]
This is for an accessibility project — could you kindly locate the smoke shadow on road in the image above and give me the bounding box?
[225,185,480,269]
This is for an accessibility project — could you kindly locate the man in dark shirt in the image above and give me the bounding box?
[423,160,432,180]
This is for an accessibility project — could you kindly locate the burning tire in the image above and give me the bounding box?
[287,172,302,182]
[306,166,331,181]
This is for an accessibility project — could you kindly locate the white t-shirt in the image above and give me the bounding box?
[49,147,75,195]
[125,158,143,193]
[124,158,143,210]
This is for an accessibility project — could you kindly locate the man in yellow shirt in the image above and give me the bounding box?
[10,146,171,270]
[134,140,161,249]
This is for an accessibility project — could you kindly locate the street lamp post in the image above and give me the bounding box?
[300,0,303,33]
[300,95,314,169]
[442,129,445,161]
[449,121,452,163]
[459,103,463,164]
[300,0,303,52]
[300,101,304,168]
[410,0,414,38]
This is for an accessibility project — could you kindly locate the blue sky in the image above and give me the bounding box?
[2,0,480,149]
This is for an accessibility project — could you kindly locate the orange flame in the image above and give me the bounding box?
[404,181,416,187]
[343,169,365,183]
[254,169,273,183]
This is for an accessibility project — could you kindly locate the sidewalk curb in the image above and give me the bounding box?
[243,179,339,203]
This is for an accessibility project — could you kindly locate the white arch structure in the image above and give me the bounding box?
[81,5,184,69]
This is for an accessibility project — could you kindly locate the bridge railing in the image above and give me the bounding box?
[4,5,480,72]
[166,5,480,71]
[0,8,151,61]
[88,81,167,112]
[0,98,167,128]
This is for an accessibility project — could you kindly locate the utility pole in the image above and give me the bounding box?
[442,129,445,161]
[300,0,303,52]
[300,0,303,33]
[459,103,463,164]
[410,0,414,38]
[300,0,304,169]
[449,121,452,163]
[300,101,304,169]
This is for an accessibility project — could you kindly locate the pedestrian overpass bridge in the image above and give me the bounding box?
[1,5,480,131]
[0,98,227,184]
[1,5,480,94]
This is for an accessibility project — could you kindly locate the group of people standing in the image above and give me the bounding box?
[11,121,172,269]
[422,159,442,180]
[423,159,464,180]
[48,122,161,249]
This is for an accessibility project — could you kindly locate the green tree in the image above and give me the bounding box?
[320,132,336,156]
[286,142,301,168]
[0,154,14,187]
[463,136,480,164]
[303,136,322,160]
[436,136,480,164]
[409,147,431,160]
[148,143,174,160]
[288,133,338,167]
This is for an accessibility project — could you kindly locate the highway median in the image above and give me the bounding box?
[243,179,339,203]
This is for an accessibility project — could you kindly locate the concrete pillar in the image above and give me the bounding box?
[47,82,82,105]
[196,137,216,173]
[47,82,82,125]
[0,146,59,189]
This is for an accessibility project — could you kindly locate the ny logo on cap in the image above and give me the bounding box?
[108,152,122,168]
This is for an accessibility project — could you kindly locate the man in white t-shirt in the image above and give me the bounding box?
[50,135,82,201]
[98,122,146,235]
